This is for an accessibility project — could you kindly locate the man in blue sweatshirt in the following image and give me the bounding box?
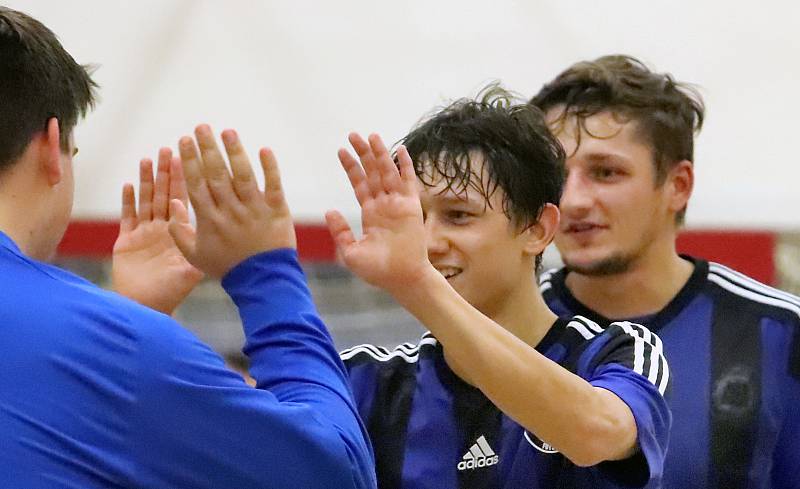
[0,6,375,488]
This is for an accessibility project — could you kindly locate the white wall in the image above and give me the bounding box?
[6,0,800,228]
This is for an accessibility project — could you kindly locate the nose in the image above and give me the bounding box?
[424,215,449,257]
[559,170,593,219]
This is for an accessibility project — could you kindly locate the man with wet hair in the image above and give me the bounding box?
[532,54,800,488]
[0,7,374,487]
[329,86,671,488]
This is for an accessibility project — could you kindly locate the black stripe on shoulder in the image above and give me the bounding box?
[366,353,418,489]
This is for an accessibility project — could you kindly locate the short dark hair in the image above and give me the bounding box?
[0,7,97,171]
[530,55,703,222]
[399,84,565,270]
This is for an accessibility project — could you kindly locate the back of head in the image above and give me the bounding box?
[400,83,565,232]
[0,7,97,172]
[530,55,704,191]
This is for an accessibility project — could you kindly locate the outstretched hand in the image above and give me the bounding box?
[169,125,296,279]
[112,148,204,315]
[325,133,432,296]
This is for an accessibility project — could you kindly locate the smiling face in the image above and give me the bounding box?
[418,156,541,317]
[548,109,679,276]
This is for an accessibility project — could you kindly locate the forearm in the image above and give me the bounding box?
[133,312,375,488]
[394,269,637,466]
[222,248,363,435]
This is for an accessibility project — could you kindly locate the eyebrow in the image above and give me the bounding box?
[582,152,630,165]
[435,193,485,207]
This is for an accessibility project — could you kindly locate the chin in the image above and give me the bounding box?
[562,252,633,276]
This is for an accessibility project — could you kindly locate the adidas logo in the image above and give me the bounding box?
[457,435,499,471]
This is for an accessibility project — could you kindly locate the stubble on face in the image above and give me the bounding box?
[563,252,633,276]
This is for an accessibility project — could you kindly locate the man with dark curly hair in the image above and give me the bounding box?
[330,86,672,488]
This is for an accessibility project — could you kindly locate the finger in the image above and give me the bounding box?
[194,124,237,207]
[221,129,259,204]
[368,133,401,192]
[337,148,370,206]
[168,199,197,259]
[152,148,171,220]
[178,135,215,218]
[325,210,357,251]
[168,155,190,210]
[120,183,137,233]
[259,147,288,210]
[349,132,382,198]
[396,145,418,193]
[138,158,154,222]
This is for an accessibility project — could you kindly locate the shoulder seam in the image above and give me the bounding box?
[709,262,800,307]
[708,266,800,322]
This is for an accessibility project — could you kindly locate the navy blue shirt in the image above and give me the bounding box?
[542,257,800,489]
[342,315,670,489]
[0,232,375,489]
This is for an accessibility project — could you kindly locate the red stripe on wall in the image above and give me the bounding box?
[59,221,776,283]
[676,229,775,285]
[57,220,337,263]
[57,220,119,258]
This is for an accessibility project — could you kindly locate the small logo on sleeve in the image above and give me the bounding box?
[524,430,559,454]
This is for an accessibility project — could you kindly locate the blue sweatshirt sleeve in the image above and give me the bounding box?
[129,249,376,489]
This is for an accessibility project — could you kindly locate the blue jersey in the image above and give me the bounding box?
[0,232,375,489]
[542,257,800,489]
[342,316,671,489]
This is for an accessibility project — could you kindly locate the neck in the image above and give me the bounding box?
[486,276,558,349]
[0,165,51,260]
[443,275,557,387]
[564,237,694,319]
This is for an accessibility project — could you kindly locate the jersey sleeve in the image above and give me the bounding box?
[129,249,376,489]
[576,320,672,488]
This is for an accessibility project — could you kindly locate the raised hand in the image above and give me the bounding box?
[325,133,432,296]
[169,125,296,279]
[112,148,204,314]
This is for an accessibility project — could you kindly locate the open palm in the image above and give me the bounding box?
[112,149,203,314]
[326,133,430,294]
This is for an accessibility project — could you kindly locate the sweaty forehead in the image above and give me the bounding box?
[415,154,502,207]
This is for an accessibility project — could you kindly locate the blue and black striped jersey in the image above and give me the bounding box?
[342,316,671,489]
[542,257,800,489]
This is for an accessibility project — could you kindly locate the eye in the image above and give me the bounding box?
[446,210,473,224]
[591,166,623,182]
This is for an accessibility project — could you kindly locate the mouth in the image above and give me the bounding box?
[563,222,606,235]
[434,266,462,280]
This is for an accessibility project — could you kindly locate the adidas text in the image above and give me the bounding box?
[458,455,499,471]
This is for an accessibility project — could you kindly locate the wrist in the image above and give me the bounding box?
[390,265,448,311]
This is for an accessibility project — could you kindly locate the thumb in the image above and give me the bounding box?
[325,210,356,253]
[168,199,197,259]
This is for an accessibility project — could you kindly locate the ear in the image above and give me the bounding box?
[41,117,63,187]
[666,160,694,215]
[522,203,560,256]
